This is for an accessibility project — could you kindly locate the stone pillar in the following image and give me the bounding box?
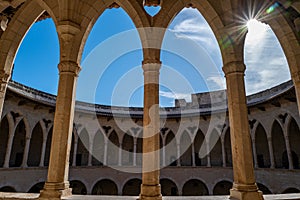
[0,70,10,118]
[3,128,15,168]
[223,61,263,200]
[118,143,122,166]
[284,135,294,170]
[176,143,181,166]
[252,137,258,168]
[88,140,93,167]
[133,139,137,166]
[39,61,81,199]
[72,137,78,167]
[39,137,47,167]
[139,60,162,200]
[191,143,196,167]
[221,139,227,167]
[104,139,108,166]
[21,136,31,167]
[267,137,275,169]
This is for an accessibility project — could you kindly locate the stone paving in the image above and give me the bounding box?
[1,193,300,200]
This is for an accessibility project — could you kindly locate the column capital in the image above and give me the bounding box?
[222,61,246,75]
[58,61,81,76]
[0,70,10,83]
[142,59,162,72]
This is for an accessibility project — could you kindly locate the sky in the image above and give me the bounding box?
[12,7,290,107]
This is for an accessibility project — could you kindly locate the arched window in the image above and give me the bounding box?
[122,178,141,196]
[160,179,178,196]
[10,120,26,167]
[255,124,270,168]
[92,179,118,195]
[28,123,43,166]
[182,179,208,196]
[0,116,9,167]
[271,121,286,168]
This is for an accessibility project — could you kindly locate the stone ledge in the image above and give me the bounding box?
[0,193,300,200]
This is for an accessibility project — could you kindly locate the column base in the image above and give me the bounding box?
[138,184,162,200]
[229,183,264,200]
[39,182,72,200]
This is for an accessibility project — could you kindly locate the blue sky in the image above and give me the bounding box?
[12,8,290,107]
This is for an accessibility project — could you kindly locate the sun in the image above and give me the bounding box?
[246,19,269,40]
[246,19,268,35]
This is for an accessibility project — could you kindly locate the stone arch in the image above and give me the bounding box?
[165,131,177,166]
[9,119,26,167]
[77,0,150,64]
[44,127,53,166]
[265,7,300,79]
[257,183,272,194]
[0,186,16,192]
[155,0,224,38]
[0,0,56,76]
[0,115,10,167]
[76,128,89,166]
[180,130,192,166]
[224,128,232,167]
[92,130,105,166]
[107,130,119,165]
[255,124,270,168]
[287,117,300,169]
[209,129,222,166]
[271,120,286,168]
[213,180,233,195]
[27,122,43,167]
[122,133,134,166]
[70,180,87,195]
[194,129,207,166]
[28,182,45,193]
[160,178,178,196]
[282,188,300,194]
[182,179,209,196]
[91,179,118,195]
[122,178,141,196]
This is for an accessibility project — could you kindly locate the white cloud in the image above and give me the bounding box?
[159,91,191,102]
[207,76,226,90]
[244,22,290,95]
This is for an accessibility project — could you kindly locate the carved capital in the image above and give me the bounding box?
[58,61,81,76]
[0,70,10,92]
[142,61,161,73]
[222,61,246,75]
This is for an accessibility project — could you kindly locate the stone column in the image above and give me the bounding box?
[176,143,181,166]
[267,137,275,169]
[72,137,78,167]
[284,135,294,170]
[118,143,122,166]
[133,139,137,166]
[139,60,162,200]
[223,61,263,200]
[3,128,15,168]
[21,136,31,167]
[103,139,108,166]
[221,139,226,167]
[39,61,81,199]
[88,140,93,167]
[252,138,258,168]
[191,143,196,167]
[0,70,10,118]
[39,137,47,167]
